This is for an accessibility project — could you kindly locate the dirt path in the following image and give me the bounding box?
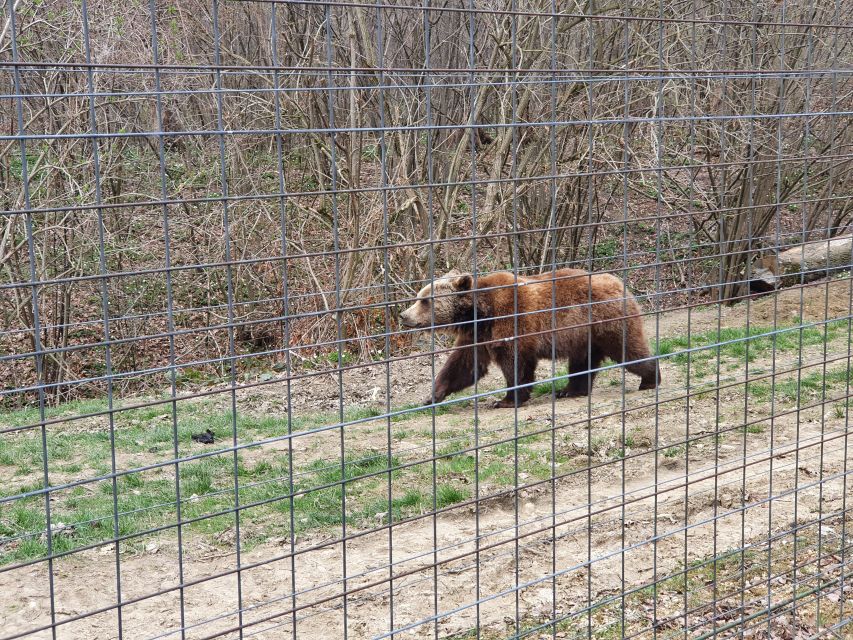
[4,408,848,639]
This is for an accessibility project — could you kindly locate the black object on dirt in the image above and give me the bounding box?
[191,429,215,445]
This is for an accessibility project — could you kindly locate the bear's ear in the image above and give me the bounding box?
[452,274,472,291]
[443,268,462,278]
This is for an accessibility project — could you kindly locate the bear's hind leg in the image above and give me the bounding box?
[558,346,603,398]
[493,352,538,409]
[632,358,660,391]
[621,339,660,391]
[604,326,661,391]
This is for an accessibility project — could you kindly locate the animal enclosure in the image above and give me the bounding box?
[2,0,853,639]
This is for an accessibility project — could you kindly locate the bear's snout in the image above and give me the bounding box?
[399,306,419,328]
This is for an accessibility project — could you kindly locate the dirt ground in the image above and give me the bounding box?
[3,279,853,639]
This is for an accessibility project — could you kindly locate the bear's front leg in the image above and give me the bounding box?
[422,339,491,407]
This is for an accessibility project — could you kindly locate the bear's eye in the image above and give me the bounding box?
[419,299,428,306]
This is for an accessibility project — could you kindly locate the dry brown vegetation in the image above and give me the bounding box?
[1,0,852,407]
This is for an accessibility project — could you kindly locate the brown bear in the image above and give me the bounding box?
[399,268,660,408]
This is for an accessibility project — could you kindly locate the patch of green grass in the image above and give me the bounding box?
[303,450,401,487]
[397,489,424,508]
[445,454,476,475]
[747,364,853,405]
[656,319,849,371]
[0,447,15,467]
[833,401,852,419]
[0,390,568,566]
[747,381,772,402]
[0,397,111,428]
[742,424,765,435]
[533,367,570,397]
[489,441,515,458]
[315,350,355,367]
[363,489,429,522]
[436,484,469,509]
[436,436,473,460]
[181,461,217,496]
[517,434,540,447]
[7,503,45,532]
[664,445,685,459]
[479,461,514,485]
[292,485,344,529]
[0,397,465,488]
[172,366,219,387]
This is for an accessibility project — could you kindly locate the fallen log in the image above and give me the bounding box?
[749,236,853,292]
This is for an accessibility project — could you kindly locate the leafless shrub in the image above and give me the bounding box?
[1,0,850,405]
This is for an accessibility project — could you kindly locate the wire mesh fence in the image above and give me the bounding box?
[1,0,853,638]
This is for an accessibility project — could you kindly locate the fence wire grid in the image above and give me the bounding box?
[2,0,853,639]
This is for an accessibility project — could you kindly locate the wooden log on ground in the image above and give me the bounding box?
[750,236,853,292]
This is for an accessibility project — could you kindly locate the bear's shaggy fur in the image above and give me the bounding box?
[399,268,660,408]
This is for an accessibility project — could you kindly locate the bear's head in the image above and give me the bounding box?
[399,270,474,329]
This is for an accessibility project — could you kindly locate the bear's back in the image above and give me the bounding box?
[479,269,625,311]
[476,269,636,347]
